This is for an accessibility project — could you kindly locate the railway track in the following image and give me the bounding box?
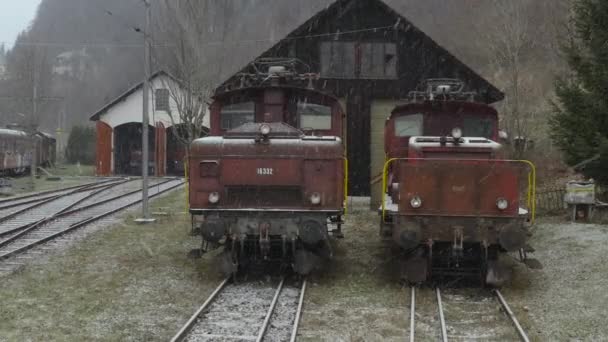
[171,276,307,342]
[409,287,529,342]
[0,178,184,272]
[0,179,130,228]
[0,179,115,208]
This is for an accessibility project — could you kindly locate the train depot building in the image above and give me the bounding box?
[217,0,503,206]
[90,71,208,177]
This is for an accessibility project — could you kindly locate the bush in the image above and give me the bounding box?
[65,125,95,165]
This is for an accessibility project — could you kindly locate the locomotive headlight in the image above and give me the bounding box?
[260,124,272,136]
[410,196,423,209]
[451,127,463,139]
[208,192,220,204]
[496,198,509,210]
[310,192,322,205]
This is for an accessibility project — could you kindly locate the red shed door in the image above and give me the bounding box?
[96,121,112,176]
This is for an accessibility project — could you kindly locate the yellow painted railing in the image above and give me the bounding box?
[381,158,537,224]
[184,157,189,214]
[343,157,349,216]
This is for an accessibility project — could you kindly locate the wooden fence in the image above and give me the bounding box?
[535,188,566,213]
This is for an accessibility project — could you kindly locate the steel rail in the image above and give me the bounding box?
[436,288,448,342]
[0,178,115,206]
[494,290,530,342]
[289,278,307,342]
[170,278,231,342]
[256,277,286,342]
[58,178,176,217]
[0,194,59,211]
[409,287,416,342]
[0,180,184,261]
[0,179,137,240]
[55,179,131,215]
[0,179,124,223]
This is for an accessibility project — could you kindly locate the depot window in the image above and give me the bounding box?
[155,89,170,112]
[298,102,332,130]
[395,114,423,137]
[221,102,255,130]
[320,41,397,79]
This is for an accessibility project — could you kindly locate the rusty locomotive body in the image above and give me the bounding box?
[189,72,346,275]
[0,128,55,176]
[381,80,535,285]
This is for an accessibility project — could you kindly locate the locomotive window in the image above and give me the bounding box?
[298,102,332,130]
[221,102,255,130]
[395,114,423,137]
[464,117,494,138]
[155,89,170,112]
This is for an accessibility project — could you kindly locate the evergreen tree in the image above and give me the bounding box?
[550,0,608,185]
[65,125,96,165]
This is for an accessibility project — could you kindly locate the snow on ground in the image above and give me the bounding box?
[0,192,607,341]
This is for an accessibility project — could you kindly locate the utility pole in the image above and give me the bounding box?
[137,0,154,223]
[29,78,38,191]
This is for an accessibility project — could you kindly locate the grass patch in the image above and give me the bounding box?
[1,164,96,196]
[47,163,96,177]
[299,204,410,341]
[0,189,222,341]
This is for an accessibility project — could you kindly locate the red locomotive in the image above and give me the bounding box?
[189,66,346,276]
[381,80,536,285]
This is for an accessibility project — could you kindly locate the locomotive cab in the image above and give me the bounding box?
[381,80,536,286]
[189,72,346,276]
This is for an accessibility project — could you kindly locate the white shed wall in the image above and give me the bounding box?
[99,75,210,129]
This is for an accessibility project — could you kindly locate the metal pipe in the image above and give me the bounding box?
[494,290,530,342]
[436,288,448,342]
[141,0,151,219]
[290,279,307,342]
[409,287,415,342]
[257,277,286,342]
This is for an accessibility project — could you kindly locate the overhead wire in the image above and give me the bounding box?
[3,24,397,49]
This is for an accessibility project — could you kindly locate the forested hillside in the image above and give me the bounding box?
[2,0,570,154]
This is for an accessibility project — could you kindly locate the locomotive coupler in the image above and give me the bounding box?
[452,227,464,257]
[259,222,271,260]
[482,240,489,261]
[281,235,288,258]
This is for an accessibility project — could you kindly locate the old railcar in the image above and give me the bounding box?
[0,128,33,175]
[189,69,346,276]
[381,80,536,286]
[36,132,57,167]
[0,128,56,176]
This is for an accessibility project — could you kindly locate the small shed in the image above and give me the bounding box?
[217,0,503,206]
[90,71,209,176]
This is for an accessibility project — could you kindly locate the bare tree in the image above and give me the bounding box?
[484,0,536,157]
[5,32,54,186]
[153,0,216,154]
[468,0,571,157]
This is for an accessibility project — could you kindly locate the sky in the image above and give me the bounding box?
[0,0,42,49]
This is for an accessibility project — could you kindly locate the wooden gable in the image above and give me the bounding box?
[217,0,503,104]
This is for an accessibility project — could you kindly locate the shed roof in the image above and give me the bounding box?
[218,0,504,104]
[89,70,178,121]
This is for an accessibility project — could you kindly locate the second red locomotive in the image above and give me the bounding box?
[189,67,346,276]
[381,80,536,286]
